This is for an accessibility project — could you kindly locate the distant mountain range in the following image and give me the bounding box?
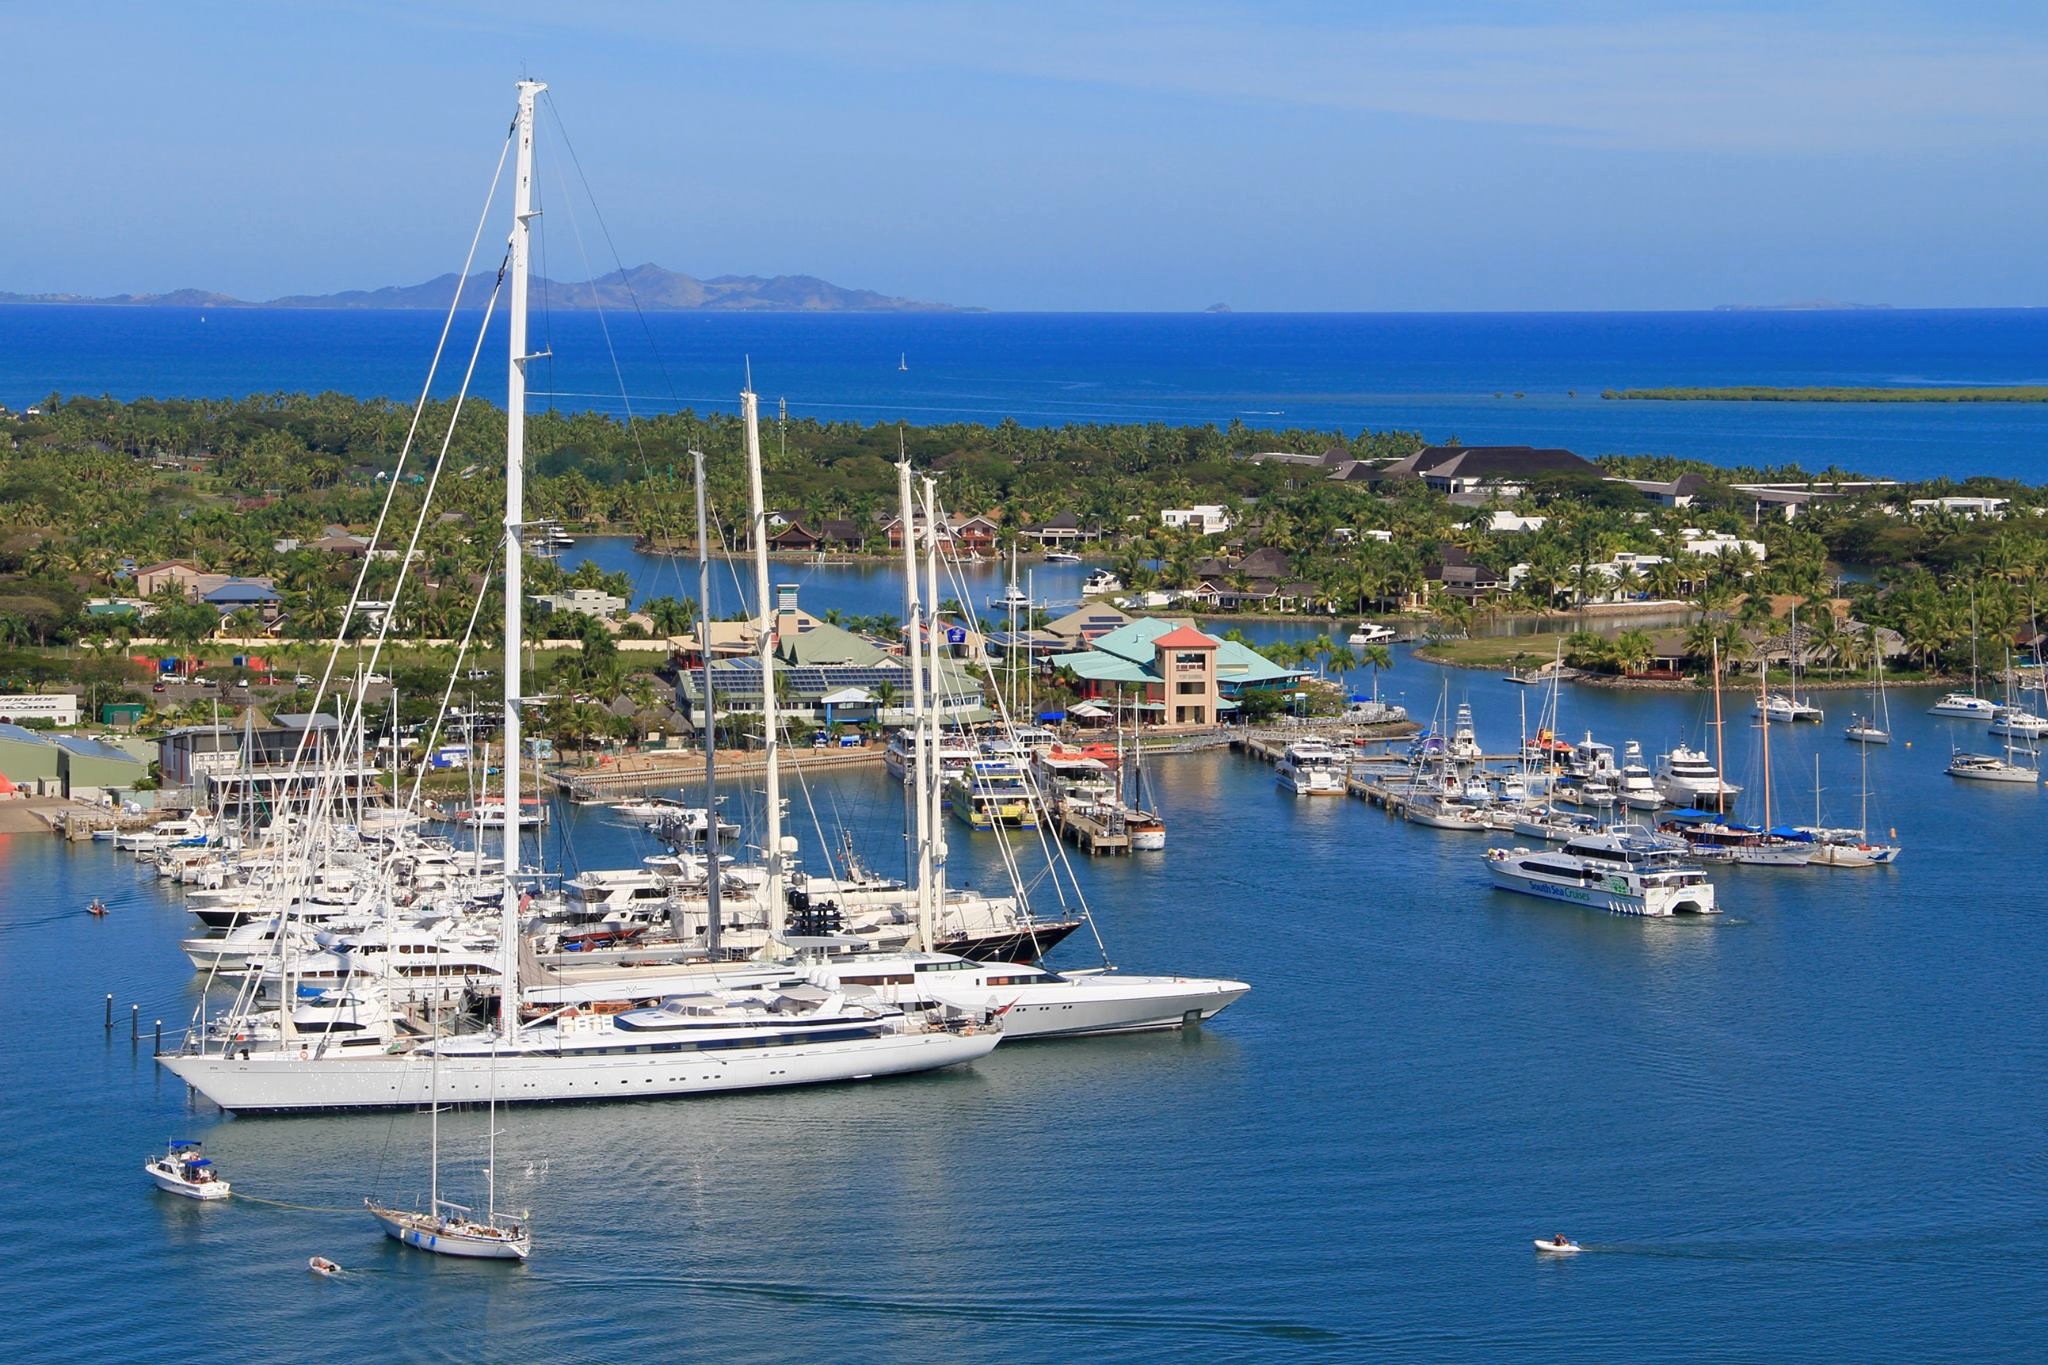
[1711,299,1893,312]
[0,264,965,313]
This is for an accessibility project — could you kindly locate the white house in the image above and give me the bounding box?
[1484,511,1547,533]
[536,588,628,620]
[1161,505,1233,535]
[1678,529,1767,562]
[1908,496,2008,520]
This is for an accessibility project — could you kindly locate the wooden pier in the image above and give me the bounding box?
[1053,804,1131,856]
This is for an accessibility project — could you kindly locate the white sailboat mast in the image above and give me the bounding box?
[921,477,948,929]
[499,77,544,1041]
[693,450,722,958]
[898,457,932,931]
[742,377,786,940]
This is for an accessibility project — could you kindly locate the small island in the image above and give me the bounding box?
[1604,385,2048,403]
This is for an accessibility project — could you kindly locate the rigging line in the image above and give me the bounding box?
[535,98,697,620]
[276,122,516,800]
[539,91,684,409]
[402,537,504,813]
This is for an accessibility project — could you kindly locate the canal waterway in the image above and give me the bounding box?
[8,648,2043,1359]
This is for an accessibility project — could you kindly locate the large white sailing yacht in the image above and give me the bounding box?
[160,80,997,1113]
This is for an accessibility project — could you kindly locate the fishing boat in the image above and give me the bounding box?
[146,1139,231,1200]
[1485,828,1718,917]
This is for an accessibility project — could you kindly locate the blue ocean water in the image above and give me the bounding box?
[6,305,2048,482]
[10,648,2047,1360]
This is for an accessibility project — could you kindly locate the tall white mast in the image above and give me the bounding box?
[898,456,932,929]
[693,449,722,958]
[499,76,544,1041]
[921,477,947,938]
[742,375,786,942]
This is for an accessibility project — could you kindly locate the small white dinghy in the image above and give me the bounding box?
[1534,1235,1581,1254]
[308,1256,342,1277]
[146,1139,231,1200]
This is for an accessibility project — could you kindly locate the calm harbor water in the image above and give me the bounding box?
[8,305,2048,482]
[10,652,2045,1360]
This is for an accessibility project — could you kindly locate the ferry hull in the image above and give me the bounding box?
[159,1029,998,1115]
[1486,864,1717,917]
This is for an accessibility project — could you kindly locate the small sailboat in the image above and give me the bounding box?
[366,1014,531,1260]
[1844,653,1891,744]
[146,1139,231,1200]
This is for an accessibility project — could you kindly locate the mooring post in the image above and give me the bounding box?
[130,1004,139,1041]
[154,1019,162,1053]
[105,994,113,1031]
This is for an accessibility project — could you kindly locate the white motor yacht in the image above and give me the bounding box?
[146,1139,232,1200]
[1987,705,2048,738]
[1929,692,1997,719]
[1485,829,1718,917]
[1347,622,1398,647]
[1276,737,1347,795]
[1616,742,1662,810]
[1080,568,1123,595]
[1655,744,1741,806]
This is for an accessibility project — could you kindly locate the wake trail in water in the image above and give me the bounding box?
[548,1269,1341,1343]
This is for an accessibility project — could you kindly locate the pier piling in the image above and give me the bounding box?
[104,994,113,1031]
[130,1004,139,1042]
[154,1020,162,1053]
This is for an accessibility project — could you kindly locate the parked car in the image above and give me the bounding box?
[363,672,391,685]
[191,676,217,688]
[464,668,492,681]
[151,681,167,693]
[292,673,315,686]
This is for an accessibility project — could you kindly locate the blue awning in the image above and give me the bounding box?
[1037,711,1066,722]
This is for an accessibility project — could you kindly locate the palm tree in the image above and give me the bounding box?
[1611,628,1655,677]
[1358,642,1393,700]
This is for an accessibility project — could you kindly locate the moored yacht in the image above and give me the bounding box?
[1655,744,1740,806]
[1929,691,1997,719]
[1616,742,1662,810]
[1485,828,1718,917]
[1276,736,1346,795]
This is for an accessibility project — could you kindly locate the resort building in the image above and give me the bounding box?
[1372,445,1600,497]
[0,693,81,726]
[1047,617,1308,729]
[1908,496,2009,520]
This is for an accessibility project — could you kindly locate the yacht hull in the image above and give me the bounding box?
[159,1029,998,1114]
[368,1206,529,1260]
[935,976,1248,1039]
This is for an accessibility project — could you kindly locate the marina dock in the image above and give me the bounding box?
[1053,804,1131,855]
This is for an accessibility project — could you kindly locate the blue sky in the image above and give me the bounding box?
[5,1,2045,310]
